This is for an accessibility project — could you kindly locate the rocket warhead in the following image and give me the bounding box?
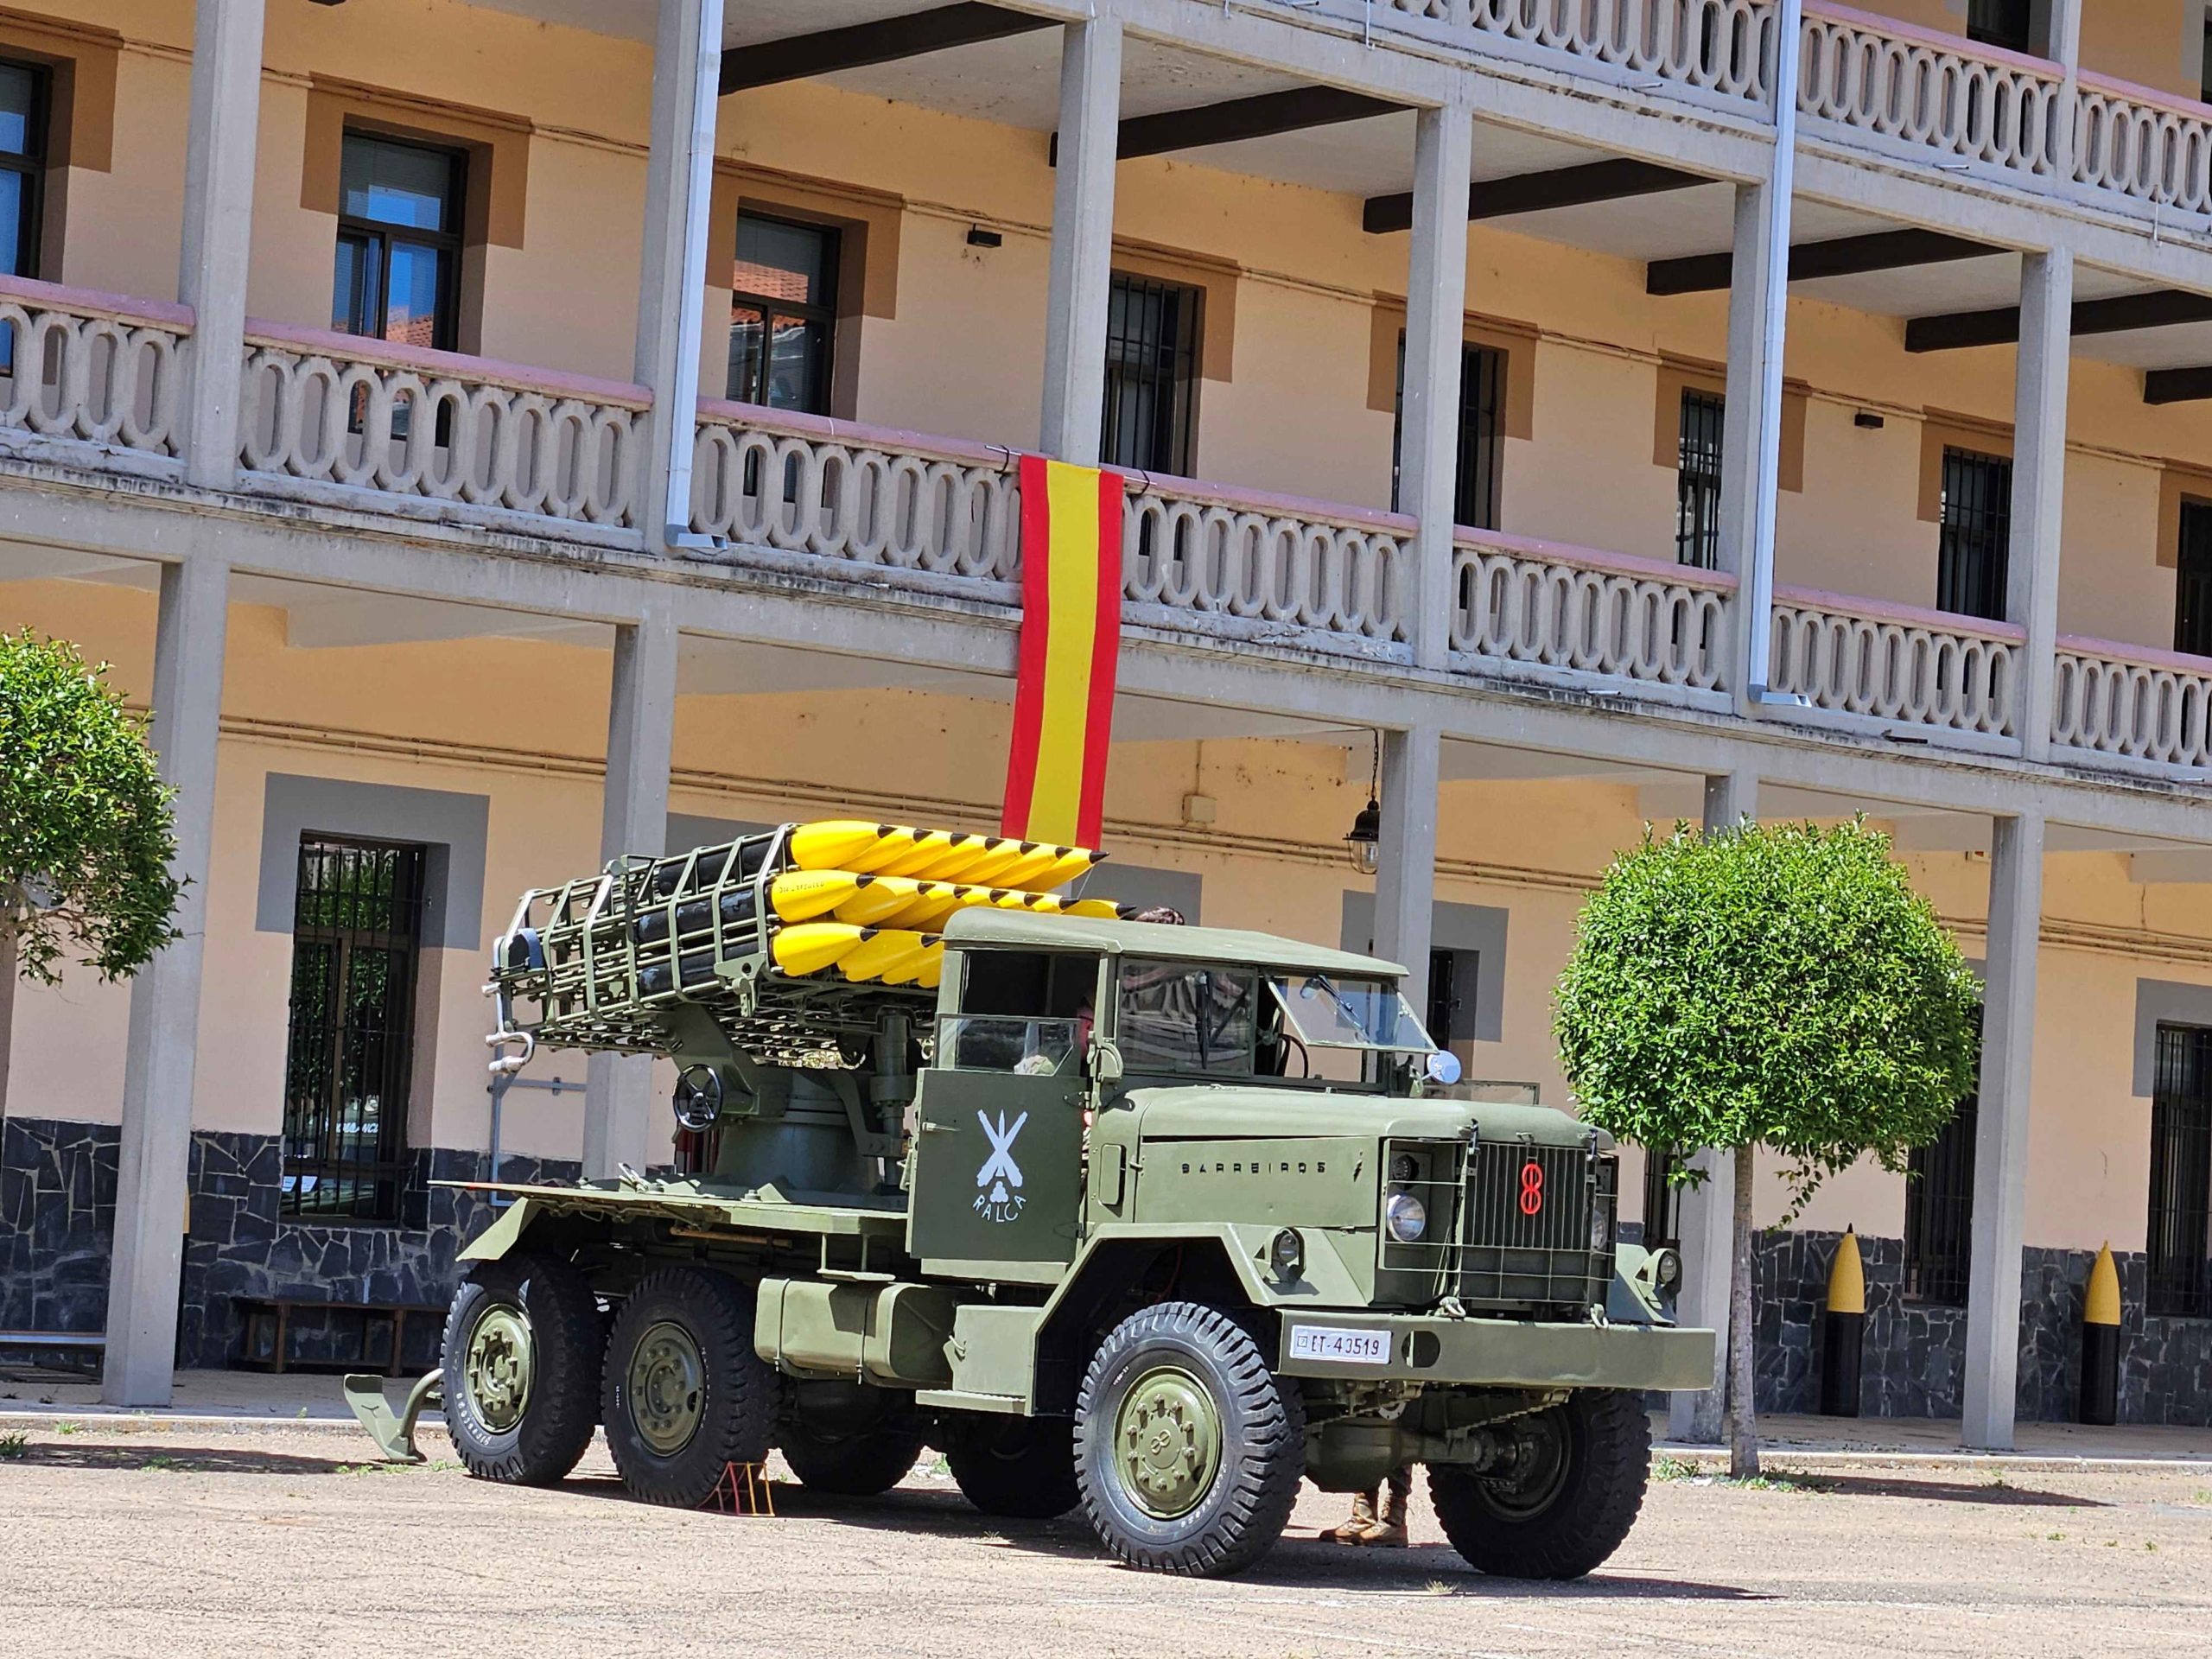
[836,928,931,983]
[787,821,894,872]
[833,874,925,925]
[770,921,871,976]
[769,869,866,921]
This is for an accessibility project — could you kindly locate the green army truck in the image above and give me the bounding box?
[384,820,1711,1579]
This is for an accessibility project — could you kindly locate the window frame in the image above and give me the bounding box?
[2176,497,2212,660]
[1965,0,2033,54]
[1390,334,1508,532]
[1903,1093,1978,1306]
[726,207,842,415]
[1675,387,1726,569]
[2147,1021,2212,1320]
[1936,445,2014,623]
[0,54,48,283]
[333,129,468,354]
[1102,270,1203,478]
[278,834,428,1226]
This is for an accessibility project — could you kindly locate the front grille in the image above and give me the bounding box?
[1375,1135,1614,1313]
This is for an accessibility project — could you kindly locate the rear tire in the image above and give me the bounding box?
[1073,1301,1305,1577]
[601,1265,779,1507]
[782,1419,927,1496]
[944,1414,1080,1519]
[1430,1389,1650,1580]
[441,1252,602,1485]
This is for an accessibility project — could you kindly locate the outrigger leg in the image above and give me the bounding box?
[343,1370,442,1463]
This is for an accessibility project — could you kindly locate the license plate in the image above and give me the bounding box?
[1287,1325,1392,1365]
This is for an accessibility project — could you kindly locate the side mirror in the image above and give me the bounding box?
[1090,1039,1124,1086]
[1424,1049,1463,1087]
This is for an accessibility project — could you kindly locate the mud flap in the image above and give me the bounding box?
[343,1370,442,1463]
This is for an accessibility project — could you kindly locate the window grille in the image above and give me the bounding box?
[2147,1023,2212,1319]
[1936,447,2012,622]
[1390,337,1506,532]
[1426,947,1471,1050]
[280,836,427,1224]
[2176,500,2212,660]
[1641,1146,1682,1249]
[728,211,840,414]
[1675,389,1726,569]
[1102,273,1201,477]
[1904,1093,1978,1306]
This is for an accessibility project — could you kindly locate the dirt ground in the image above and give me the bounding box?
[3,1417,2209,1659]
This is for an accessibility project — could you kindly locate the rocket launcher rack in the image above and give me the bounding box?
[488,820,1122,1065]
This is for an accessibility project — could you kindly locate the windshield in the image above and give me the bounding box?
[1272,974,1435,1052]
[1116,958,1257,1075]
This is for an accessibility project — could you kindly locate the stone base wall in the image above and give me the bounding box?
[1753,1229,2212,1427]
[0,1114,575,1370]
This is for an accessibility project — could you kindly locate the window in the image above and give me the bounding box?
[1904,1094,1978,1306]
[728,212,839,413]
[2147,1023,2212,1319]
[1641,1147,1681,1249]
[280,837,427,1223]
[1937,447,2012,621]
[2202,18,2212,105]
[2177,499,2212,659]
[1676,390,1726,569]
[1391,337,1507,531]
[332,132,465,352]
[1966,0,2032,53]
[0,59,45,283]
[1116,958,1256,1076]
[1103,272,1201,477]
[1427,947,1467,1052]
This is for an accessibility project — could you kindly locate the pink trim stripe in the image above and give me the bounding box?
[0,272,194,331]
[2058,633,2212,677]
[1804,2,2060,79]
[243,319,652,409]
[1775,582,2028,642]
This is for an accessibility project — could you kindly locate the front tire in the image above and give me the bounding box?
[1074,1302,1306,1577]
[944,1414,1080,1518]
[601,1265,779,1507]
[441,1252,603,1485]
[1430,1389,1650,1580]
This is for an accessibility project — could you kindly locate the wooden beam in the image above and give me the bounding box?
[1114,86,1402,161]
[1906,288,2212,353]
[719,3,1050,95]
[2144,365,2212,404]
[1646,229,1991,296]
[1363,158,1707,235]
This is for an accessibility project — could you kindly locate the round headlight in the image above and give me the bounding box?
[1268,1227,1304,1278]
[1653,1248,1681,1290]
[1384,1189,1427,1244]
[1589,1198,1615,1255]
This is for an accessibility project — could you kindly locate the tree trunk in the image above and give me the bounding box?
[1727,1141,1759,1478]
[0,919,16,1124]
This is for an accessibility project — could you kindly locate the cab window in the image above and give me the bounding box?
[944,949,1096,1074]
[1116,958,1257,1076]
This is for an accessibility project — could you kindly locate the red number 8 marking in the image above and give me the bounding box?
[1518,1161,1545,1217]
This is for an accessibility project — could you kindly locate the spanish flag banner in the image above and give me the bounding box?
[1001,454,1126,848]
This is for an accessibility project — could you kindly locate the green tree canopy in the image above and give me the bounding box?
[1554,818,1980,1214]
[0,629,181,985]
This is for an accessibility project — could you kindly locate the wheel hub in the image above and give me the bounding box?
[1485,1409,1570,1517]
[1113,1365,1221,1519]
[464,1303,534,1433]
[627,1319,706,1455]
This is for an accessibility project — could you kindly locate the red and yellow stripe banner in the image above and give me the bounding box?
[1002,454,1125,848]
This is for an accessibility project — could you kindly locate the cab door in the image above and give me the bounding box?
[906,1065,1088,1270]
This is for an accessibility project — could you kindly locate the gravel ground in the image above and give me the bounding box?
[3,1418,2209,1659]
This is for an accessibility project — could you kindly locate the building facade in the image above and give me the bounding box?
[2,0,2211,1440]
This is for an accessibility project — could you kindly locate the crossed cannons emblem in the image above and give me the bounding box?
[974,1109,1029,1220]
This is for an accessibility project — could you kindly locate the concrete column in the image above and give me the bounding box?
[1370,723,1442,1021]
[582,607,681,1180]
[2007,249,2073,763]
[635,0,725,550]
[102,559,231,1407]
[1039,17,1122,465]
[1397,104,1475,673]
[176,0,266,491]
[1667,767,1759,1444]
[1717,180,1778,709]
[1962,810,2045,1450]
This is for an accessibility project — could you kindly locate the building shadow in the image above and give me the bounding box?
[5,1442,365,1475]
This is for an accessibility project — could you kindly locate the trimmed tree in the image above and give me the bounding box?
[0,629,182,1111]
[1554,818,1979,1475]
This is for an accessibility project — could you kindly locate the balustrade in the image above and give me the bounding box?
[237,323,646,531]
[0,276,188,467]
[1450,531,1733,692]
[2051,638,2212,772]
[1768,588,2019,739]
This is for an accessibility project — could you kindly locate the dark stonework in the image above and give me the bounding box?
[0,1116,122,1338]
[0,1115,575,1370]
[1753,1229,2212,1427]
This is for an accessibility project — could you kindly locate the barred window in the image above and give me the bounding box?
[2175,499,2212,659]
[1904,1095,1977,1306]
[280,836,427,1223]
[1390,337,1505,532]
[1936,447,2012,622]
[1675,389,1726,569]
[1102,272,1201,477]
[2147,1023,2212,1319]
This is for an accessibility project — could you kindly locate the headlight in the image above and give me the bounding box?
[1589,1196,1615,1255]
[1384,1189,1427,1244]
[1389,1152,1420,1184]
[1653,1248,1681,1290]
[1268,1228,1304,1278]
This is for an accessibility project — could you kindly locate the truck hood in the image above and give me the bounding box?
[1120,1086,1597,1148]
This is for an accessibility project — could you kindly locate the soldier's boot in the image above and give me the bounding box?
[1354,1479,1410,1548]
[1326,1491,1379,1543]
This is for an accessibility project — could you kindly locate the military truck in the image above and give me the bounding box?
[388,820,1710,1579]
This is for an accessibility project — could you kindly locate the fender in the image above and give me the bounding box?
[457,1196,537,1263]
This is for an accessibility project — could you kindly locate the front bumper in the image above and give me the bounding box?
[1275,1312,1714,1392]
